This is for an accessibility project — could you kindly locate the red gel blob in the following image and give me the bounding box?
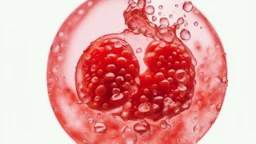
[47,0,228,143]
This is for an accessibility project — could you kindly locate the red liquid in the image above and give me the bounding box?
[47,0,227,143]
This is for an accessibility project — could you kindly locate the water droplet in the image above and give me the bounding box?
[174,69,188,83]
[216,104,222,112]
[180,29,191,40]
[97,113,101,118]
[136,47,142,53]
[145,5,155,15]
[160,120,168,129]
[183,1,193,12]
[51,44,60,53]
[158,5,163,10]
[95,85,106,96]
[160,17,169,27]
[114,41,123,48]
[138,102,152,113]
[88,117,94,123]
[94,122,107,133]
[158,12,162,16]
[134,120,151,136]
[152,16,157,21]
[193,125,201,134]
[194,21,198,26]
[121,127,137,144]
[221,77,228,84]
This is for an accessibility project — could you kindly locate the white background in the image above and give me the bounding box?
[0,0,254,143]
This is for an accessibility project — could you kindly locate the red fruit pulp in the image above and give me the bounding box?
[47,0,228,144]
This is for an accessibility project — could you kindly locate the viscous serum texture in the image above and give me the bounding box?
[47,0,228,143]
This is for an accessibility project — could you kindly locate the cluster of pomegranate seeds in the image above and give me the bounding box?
[76,34,195,121]
[76,35,140,111]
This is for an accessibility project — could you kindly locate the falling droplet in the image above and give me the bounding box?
[180,29,191,40]
[183,1,193,12]
[121,126,137,144]
[94,122,107,133]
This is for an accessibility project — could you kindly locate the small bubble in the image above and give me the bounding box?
[193,125,202,134]
[94,122,107,133]
[145,5,155,15]
[180,29,191,40]
[136,47,142,53]
[183,1,193,12]
[175,4,179,7]
[194,21,199,26]
[122,126,137,144]
[158,12,162,16]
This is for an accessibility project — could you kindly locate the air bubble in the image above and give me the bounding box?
[133,121,151,136]
[183,1,193,12]
[145,5,155,15]
[136,47,142,53]
[94,122,107,133]
[169,14,173,19]
[180,29,191,40]
[174,69,188,83]
[121,127,137,144]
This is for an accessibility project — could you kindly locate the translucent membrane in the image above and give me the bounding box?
[47,0,227,143]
